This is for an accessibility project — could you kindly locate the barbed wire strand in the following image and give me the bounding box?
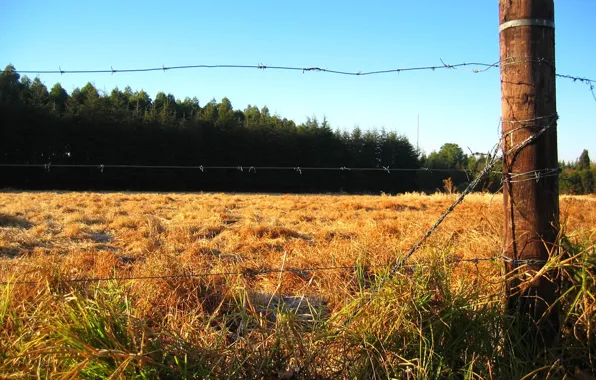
[502,114,558,157]
[14,61,499,76]
[392,114,560,273]
[0,257,497,286]
[0,163,496,174]
[391,137,504,273]
[504,168,561,184]
[12,59,594,103]
[12,60,594,83]
[0,163,576,182]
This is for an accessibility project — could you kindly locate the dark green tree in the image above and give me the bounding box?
[49,83,69,115]
[0,64,24,104]
[177,97,200,120]
[27,77,49,109]
[199,99,218,123]
[577,149,591,170]
[130,90,152,119]
[109,87,130,120]
[566,171,584,194]
[215,97,237,129]
[426,143,467,169]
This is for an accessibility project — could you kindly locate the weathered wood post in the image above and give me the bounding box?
[499,0,560,349]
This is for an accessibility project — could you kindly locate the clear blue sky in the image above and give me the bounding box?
[1,0,594,162]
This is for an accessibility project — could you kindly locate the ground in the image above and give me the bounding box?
[0,191,594,378]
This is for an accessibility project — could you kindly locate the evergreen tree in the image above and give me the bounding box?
[578,149,591,170]
[27,77,49,109]
[49,83,69,115]
[0,64,24,104]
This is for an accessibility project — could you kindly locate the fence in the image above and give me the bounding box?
[0,57,593,288]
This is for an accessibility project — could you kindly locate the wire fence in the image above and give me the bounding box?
[11,58,595,101]
[397,114,562,270]
[0,116,579,287]
[9,57,594,99]
[1,58,592,291]
[0,257,498,286]
[13,61,501,76]
[0,161,575,185]
[0,163,495,174]
[10,59,594,83]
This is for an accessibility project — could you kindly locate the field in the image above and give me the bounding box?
[1,191,595,379]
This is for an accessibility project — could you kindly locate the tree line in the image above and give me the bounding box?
[1,64,502,193]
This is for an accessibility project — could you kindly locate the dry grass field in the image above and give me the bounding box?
[0,191,595,379]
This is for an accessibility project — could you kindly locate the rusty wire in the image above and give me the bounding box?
[0,257,498,286]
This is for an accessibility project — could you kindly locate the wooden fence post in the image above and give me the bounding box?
[499,0,560,349]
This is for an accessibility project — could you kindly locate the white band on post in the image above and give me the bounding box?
[499,19,555,33]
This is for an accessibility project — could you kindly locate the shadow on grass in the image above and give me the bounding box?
[0,214,33,229]
[0,246,21,258]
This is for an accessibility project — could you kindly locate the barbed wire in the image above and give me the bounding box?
[392,134,504,273]
[501,256,547,267]
[13,61,500,76]
[12,60,594,88]
[2,161,579,189]
[502,113,559,157]
[556,73,596,102]
[0,162,577,184]
[504,168,561,184]
[0,163,495,174]
[389,113,562,273]
[12,59,593,104]
[11,59,594,81]
[1,59,590,290]
[556,72,596,85]
[0,257,498,286]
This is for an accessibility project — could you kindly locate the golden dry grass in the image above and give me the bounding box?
[0,191,595,378]
[1,191,595,305]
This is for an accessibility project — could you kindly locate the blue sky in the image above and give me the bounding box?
[1,0,594,162]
